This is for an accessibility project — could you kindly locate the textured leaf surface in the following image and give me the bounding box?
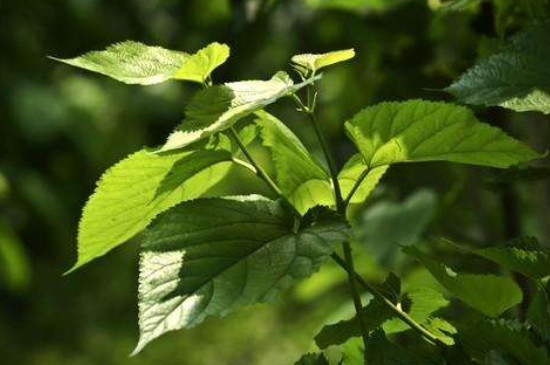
[52,41,229,85]
[256,111,333,213]
[160,72,320,152]
[345,100,540,169]
[447,23,550,114]
[460,319,550,365]
[72,148,232,271]
[291,49,355,74]
[405,246,523,317]
[474,236,550,279]
[134,197,349,353]
[338,154,388,205]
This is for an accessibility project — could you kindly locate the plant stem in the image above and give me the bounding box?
[343,166,369,208]
[304,107,371,352]
[330,253,447,347]
[228,127,301,219]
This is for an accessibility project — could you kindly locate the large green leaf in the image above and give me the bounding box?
[291,49,355,74]
[255,111,333,214]
[159,72,320,152]
[71,148,232,272]
[474,236,550,280]
[133,197,349,354]
[460,319,550,365]
[51,41,229,85]
[405,246,523,317]
[345,100,540,169]
[527,280,550,342]
[446,22,550,114]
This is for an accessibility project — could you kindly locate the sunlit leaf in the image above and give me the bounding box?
[134,198,349,354]
[291,49,355,74]
[338,154,388,205]
[159,72,320,152]
[71,148,232,271]
[51,41,229,85]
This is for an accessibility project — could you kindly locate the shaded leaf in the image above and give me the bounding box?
[460,319,550,365]
[134,197,349,354]
[474,236,550,279]
[527,280,550,341]
[404,246,523,317]
[71,148,232,271]
[447,22,550,114]
[364,331,443,364]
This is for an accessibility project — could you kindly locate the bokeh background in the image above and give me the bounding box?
[1,0,549,364]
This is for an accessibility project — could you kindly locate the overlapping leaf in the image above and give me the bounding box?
[446,22,550,114]
[338,154,388,205]
[405,246,523,317]
[474,236,550,279]
[52,41,229,85]
[364,331,443,365]
[256,111,333,213]
[134,196,349,354]
[159,72,320,152]
[460,319,550,365]
[71,148,232,271]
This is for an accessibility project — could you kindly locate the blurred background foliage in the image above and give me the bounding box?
[0,0,549,364]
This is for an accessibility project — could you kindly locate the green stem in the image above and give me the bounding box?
[330,253,447,347]
[343,166,369,208]
[229,127,301,219]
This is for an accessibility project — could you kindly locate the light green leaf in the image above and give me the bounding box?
[474,236,550,279]
[438,0,480,12]
[71,148,232,272]
[173,42,229,83]
[51,41,229,85]
[133,197,349,354]
[346,100,540,169]
[255,110,333,214]
[291,49,355,74]
[338,154,388,205]
[0,220,31,292]
[303,0,412,14]
[447,22,550,114]
[404,246,523,317]
[314,273,400,349]
[460,319,550,365]
[159,72,320,152]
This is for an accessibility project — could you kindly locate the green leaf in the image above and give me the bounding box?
[382,287,450,336]
[439,0,480,12]
[357,189,437,266]
[173,42,230,83]
[527,280,550,341]
[422,318,457,346]
[338,154,388,205]
[303,0,412,14]
[446,22,550,114]
[404,246,523,317]
[460,319,550,365]
[346,100,540,169]
[255,110,333,214]
[51,41,229,85]
[291,49,355,74]
[364,331,443,365]
[314,273,400,349]
[0,220,31,292]
[133,197,349,354]
[474,236,550,279]
[71,148,232,271]
[295,353,331,365]
[159,72,320,152]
